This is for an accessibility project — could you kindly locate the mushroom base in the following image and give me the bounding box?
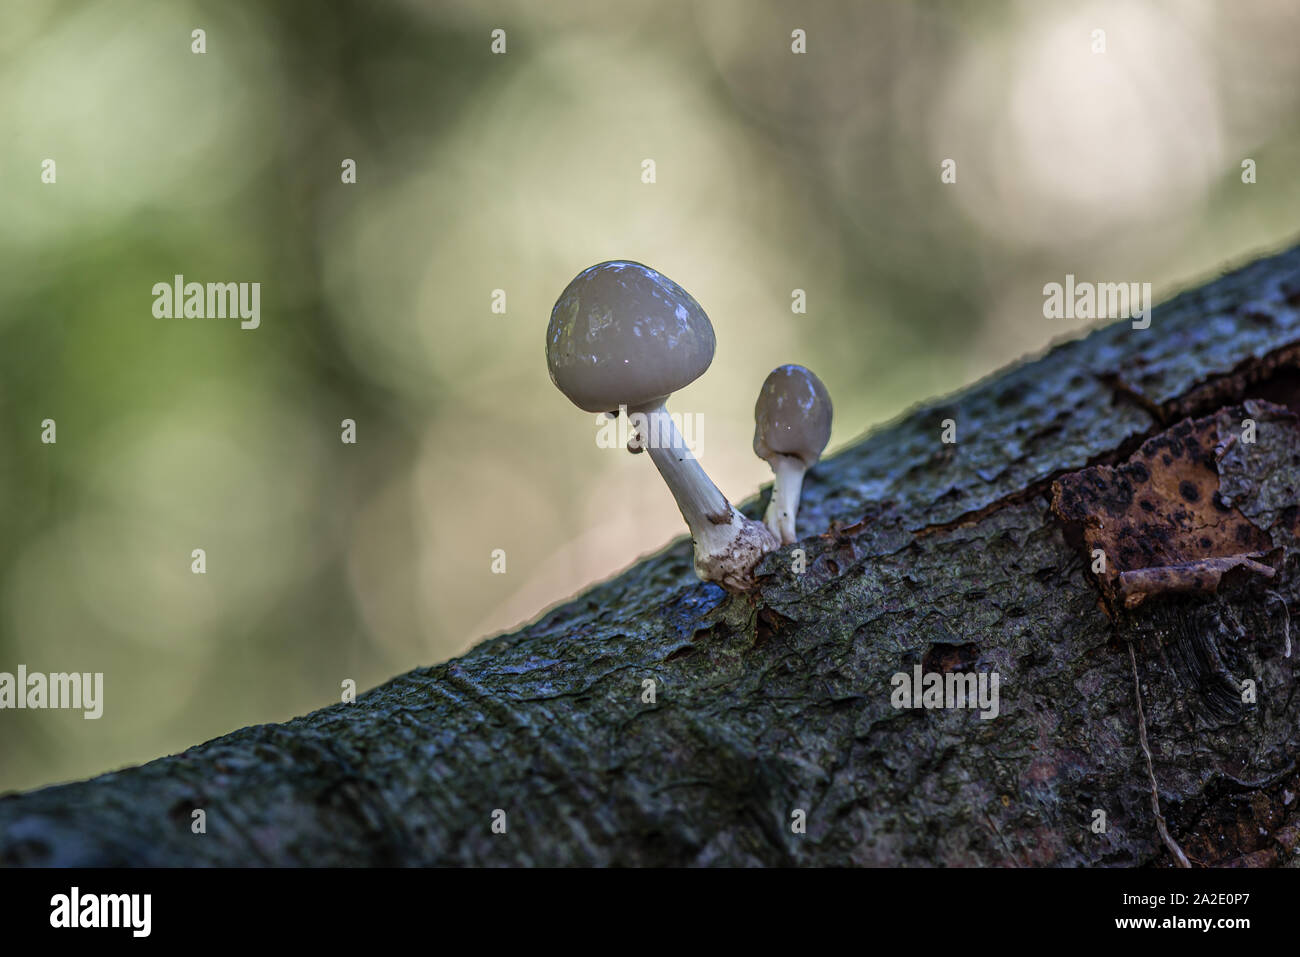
[692,508,780,592]
[635,402,779,591]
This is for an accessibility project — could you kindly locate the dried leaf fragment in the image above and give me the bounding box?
[1118,554,1276,609]
[1051,406,1278,612]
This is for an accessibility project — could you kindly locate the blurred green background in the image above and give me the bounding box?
[3,0,1300,793]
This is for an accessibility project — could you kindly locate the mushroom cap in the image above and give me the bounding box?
[753,365,833,467]
[547,261,716,413]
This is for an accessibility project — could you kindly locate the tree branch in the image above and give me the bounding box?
[4,245,1300,866]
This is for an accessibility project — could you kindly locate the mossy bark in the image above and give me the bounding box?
[4,247,1300,866]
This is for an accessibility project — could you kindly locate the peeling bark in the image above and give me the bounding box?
[3,246,1300,867]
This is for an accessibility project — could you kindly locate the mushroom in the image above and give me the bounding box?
[753,364,832,544]
[547,260,779,591]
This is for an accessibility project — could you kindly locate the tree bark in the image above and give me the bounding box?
[4,246,1300,867]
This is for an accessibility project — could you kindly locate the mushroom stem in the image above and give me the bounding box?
[632,402,778,590]
[633,403,728,527]
[763,454,807,545]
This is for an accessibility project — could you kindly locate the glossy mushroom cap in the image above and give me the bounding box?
[546,261,717,413]
[753,365,833,467]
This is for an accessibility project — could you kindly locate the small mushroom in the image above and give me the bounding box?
[547,261,779,591]
[753,365,832,544]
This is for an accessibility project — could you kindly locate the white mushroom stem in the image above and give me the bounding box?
[631,402,779,591]
[763,454,808,545]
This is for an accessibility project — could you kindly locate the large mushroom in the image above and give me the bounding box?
[547,260,778,591]
[753,364,832,544]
